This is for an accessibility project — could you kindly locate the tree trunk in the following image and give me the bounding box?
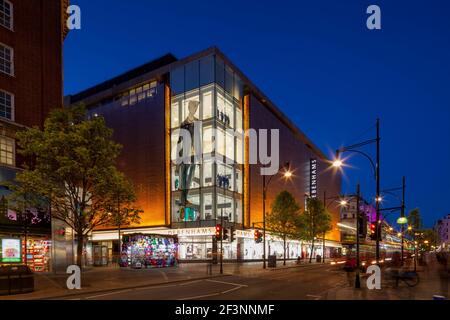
[283,235,286,266]
[76,232,84,269]
[322,232,326,263]
[118,224,121,266]
[309,238,315,264]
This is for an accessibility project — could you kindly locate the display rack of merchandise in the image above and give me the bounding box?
[120,234,178,268]
[26,239,51,272]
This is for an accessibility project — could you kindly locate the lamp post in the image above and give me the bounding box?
[332,119,381,263]
[337,186,362,288]
[262,163,292,269]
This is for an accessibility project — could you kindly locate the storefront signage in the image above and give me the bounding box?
[310,158,318,198]
[163,227,216,237]
[1,238,21,263]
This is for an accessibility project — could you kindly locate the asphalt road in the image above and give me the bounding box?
[62,263,347,300]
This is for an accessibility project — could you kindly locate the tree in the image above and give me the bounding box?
[107,173,142,264]
[266,191,301,266]
[299,197,332,263]
[8,105,137,268]
[407,208,422,232]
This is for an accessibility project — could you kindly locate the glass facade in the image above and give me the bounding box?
[170,55,244,227]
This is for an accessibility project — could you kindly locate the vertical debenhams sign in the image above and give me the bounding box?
[310,159,318,198]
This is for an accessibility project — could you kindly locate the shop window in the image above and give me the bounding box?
[200,55,214,86]
[185,60,199,92]
[201,86,213,120]
[216,194,234,222]
[171,101,180,128]
[202,161,213,187]
[182,91,200,121]
[225,65,233,94]
[203,193,213,220]
[215,57,225,89]
[202,126,214,155]
[217,162,234,191]
[235,169,242,194]
[233,74,243,101]
[170,66,184,95]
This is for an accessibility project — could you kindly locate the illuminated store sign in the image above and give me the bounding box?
[1,238,21,263]
[310,158,318,198]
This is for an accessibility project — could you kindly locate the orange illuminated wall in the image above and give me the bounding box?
[247,95,341,242]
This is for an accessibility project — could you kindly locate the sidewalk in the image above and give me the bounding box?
[0,260,327,300]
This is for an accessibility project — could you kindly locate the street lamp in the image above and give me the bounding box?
[262,162,292,269]
[332,119,381,263]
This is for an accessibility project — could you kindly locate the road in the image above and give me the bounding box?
[61,263,347,300]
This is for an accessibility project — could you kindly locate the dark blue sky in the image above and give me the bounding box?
[64,0,450,227]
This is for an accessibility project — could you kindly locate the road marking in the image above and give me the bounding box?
[85,289,132,299]
[221,286,245,295]
[134,284,177,291]
[205,279,248,287]
[179,280,202,286]
[158,270,169,282]
[178,292,221,300]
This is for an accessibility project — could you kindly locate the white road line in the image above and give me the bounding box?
[158,270,169,282]
[85,289,133,299]
[221,286,245,295]
[134,284,177,291]
[179,280,202,286]
[306,294,322,300]
[205,279,248,287]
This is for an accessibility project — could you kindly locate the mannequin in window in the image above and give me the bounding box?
[176,100,200,219]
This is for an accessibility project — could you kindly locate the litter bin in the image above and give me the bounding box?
[0,265,34,296]
[268,255,277,268]
[316,255,321,263]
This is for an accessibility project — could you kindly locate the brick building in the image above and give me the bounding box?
[0,0,68,272]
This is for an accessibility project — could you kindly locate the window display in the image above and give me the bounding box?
[26,238,51,272]
[120,234,178,268]
[1,238,21,263]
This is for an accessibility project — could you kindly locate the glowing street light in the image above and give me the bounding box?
[283,170,292,178]
[339,199,348,207]
[332,158,343,168]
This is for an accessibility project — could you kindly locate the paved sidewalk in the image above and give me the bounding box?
[0,260,327,300]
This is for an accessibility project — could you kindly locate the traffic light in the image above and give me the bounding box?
[230,226,236,242]
[223,228,229,241]
[215,224,222,241]
[369,223,376,240]
[254,230,263,243]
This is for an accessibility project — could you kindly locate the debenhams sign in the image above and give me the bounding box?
[310,158,318,198]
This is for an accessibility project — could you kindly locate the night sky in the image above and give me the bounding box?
[64,0,450,228]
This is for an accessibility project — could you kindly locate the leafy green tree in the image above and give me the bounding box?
[107,173,142,262]
[299,197,332,263]
[7,105,137,268]
[266,191,301,266]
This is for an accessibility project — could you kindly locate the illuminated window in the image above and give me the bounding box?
[0,136,14,166]
[0,90,13,120]
[0,0,12,30]
[0,43,13,75]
